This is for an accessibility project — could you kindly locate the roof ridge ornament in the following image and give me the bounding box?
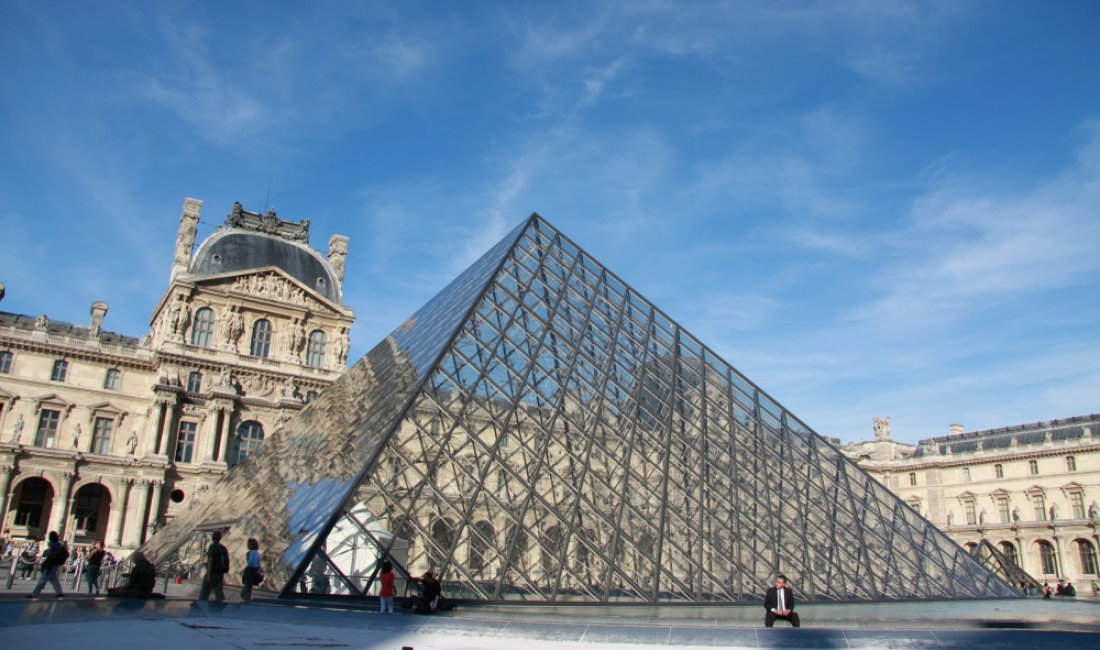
[226,201,310,244]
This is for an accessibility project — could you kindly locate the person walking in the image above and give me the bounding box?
[240,538,262,603]
[85,541,106,595]
[378,560,395,614]
[198,530,229,602]
[28,531,67,599]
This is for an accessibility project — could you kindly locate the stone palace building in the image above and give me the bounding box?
[844,415,1100,592]
[0,198,354,554]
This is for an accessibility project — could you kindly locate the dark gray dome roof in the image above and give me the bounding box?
[190,229,339,302]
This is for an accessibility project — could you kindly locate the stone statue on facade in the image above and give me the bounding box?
[335,327,349,365]
[72,423,81,450]
[282,377,300,400]
[872,416,891,441]
[288,319,305,361]
[35,314,48,329]
[9,414,23,443]
[126,430,139,455]
[223,305,245,348]
[1012,506,1020,522]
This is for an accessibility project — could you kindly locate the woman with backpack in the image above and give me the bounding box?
[28,531,67,598]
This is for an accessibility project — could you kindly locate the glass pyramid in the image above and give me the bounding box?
[144,215,1019,603]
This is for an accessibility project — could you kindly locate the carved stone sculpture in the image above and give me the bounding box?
[10,414,23,443]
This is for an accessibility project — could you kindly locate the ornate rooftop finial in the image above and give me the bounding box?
[225,201,310,244]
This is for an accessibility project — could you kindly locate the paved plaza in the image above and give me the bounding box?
[1,593,1098,649]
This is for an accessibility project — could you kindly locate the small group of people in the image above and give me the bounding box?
[1040,580,1078,598]
[196,531,263,604]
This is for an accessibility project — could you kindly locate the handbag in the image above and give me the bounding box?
[253,568,264,586]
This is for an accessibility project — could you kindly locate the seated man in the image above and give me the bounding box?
[763,574,801,628]
[107,552,163,598]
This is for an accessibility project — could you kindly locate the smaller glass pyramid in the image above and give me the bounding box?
[144,215,1019,603]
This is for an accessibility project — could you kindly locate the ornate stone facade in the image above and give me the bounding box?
[843,416,1100,592]
[0,197,354,554]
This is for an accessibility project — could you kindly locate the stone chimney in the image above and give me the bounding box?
[950,423,964,436]
[327,234,349,286]
[89,301,108,338]
[170,197,203,282]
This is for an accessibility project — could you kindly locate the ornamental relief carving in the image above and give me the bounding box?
[232,273,311,307]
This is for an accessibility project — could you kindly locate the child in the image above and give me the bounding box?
[378,561,395,614]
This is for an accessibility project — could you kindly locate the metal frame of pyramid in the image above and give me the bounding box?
[969,539,1040,593]
[143,214,1019,603]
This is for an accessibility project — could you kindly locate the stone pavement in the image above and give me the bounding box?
[1,596,1099,649]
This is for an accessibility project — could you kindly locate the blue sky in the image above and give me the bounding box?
[2,1,1098,445]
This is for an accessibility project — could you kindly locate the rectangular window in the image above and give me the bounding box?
[1071,492,1086,520]
[962,467,971,483]
[965,500,977,525]
[1032,494,1046,521]
[34,409,60,447]
[909,472,917,486]
[997,497,1011,524]
[103,368,120,390]
[1066,455,1077,472]
[14,481,47,527]
[175,421,197,464]
[1029,459,1039,475]
[0,351,12,374]
[994,464,1004,479]
[187,371,202,393]
[91,416,113,455]
[50,360,68,382]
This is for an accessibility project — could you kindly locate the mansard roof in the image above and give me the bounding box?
[914,413,1099,457]
[188,202,341,303]
[0,311,141,347]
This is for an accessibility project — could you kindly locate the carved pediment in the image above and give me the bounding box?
[197,268,342,314]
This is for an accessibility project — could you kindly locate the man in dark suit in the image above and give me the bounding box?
[763,574,800,627]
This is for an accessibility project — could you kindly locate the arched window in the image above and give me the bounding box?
[73,484,108,534]
[249,319,272,357]
[50,359,68,382]
[469,520,495,575]
[0,350,12,374]
[230,420,264,466]
[1000,542,1018,567]
[190,307,216,347]
[1037,540,1058,575]
[305,329,326,368]
[1078,539,1098,575]
[103,368,120,390]
[186,371,202,393]
[430,518,456,567]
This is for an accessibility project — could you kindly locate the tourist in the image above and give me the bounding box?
[1041,582,1051,599]
[763,574,800,627]
[1055,580,1066,596]
[415,571,442,614]
[85,541,106,595]
[107,551,159,598]
[240,537,262,603]
[18,540,39,580]
[198,530,230,602]
[1063,581,1076,597]
[1092,581,1098,597]
[377,561,395,614]
[27,531,67,598]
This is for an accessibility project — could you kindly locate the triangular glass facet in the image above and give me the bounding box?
[144,215,1018,603]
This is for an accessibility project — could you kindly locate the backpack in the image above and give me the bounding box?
[211,544,229,574]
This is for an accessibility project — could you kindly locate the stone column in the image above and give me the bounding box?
[129,480,153,546]
[147,479,164,535]
[205,406,225,462]
[155,400,176,457]
[144,401,166,456]
[0,466,14,527]
[108,478,133,549]
[218,411,234,463]
[47,472,74,537]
